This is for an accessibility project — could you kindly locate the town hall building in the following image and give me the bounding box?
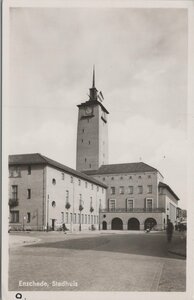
[9,68,180,231]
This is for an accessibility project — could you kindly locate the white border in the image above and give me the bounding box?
[2,1,194,300]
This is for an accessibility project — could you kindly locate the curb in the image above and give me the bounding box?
[168,250,186,258]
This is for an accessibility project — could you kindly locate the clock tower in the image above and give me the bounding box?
[76,68,109,171]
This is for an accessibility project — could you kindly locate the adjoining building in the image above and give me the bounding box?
[84,163,179,230]
[9,153,107,231]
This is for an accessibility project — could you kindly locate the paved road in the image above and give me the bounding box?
[9,231,186,291]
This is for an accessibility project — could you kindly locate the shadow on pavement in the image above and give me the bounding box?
[27,232,186,260]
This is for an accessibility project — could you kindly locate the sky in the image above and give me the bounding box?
[7,7,188,208]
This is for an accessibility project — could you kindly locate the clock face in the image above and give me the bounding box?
[85,106,93,115]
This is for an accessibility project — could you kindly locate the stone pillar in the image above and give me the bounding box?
[123,224,128,231]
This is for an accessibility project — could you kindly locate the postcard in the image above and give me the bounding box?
[2,1,194,300]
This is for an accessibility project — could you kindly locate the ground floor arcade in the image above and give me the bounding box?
[99,211,166,231]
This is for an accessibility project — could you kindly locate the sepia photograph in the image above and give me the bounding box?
[2,1,194,299]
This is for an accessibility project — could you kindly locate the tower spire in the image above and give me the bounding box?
[89,66,97,101]
[92,65,95,88]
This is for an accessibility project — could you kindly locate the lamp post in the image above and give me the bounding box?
[23,216,26,231]
[47,195,49,232]
[79,203,83,231]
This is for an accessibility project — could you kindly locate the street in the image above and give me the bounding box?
[9,230,186,291]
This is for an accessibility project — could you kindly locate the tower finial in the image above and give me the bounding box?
[92,65,95,88]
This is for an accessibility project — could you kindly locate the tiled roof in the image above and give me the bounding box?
[83,162,158,175]
[9,153,107,188]
[159,182,179,201]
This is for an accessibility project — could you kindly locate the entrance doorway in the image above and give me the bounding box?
[111,218,123,230]
[51,219,56,231]
[128,218,140,230]
[102,221,107,230]
[144,218,157,230]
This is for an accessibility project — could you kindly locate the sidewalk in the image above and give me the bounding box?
[9,234,41,248]
[168,231,186,257]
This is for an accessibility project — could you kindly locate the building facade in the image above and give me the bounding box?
[84,163,179,230]
[8,69,180,231]
[9,153,107,231]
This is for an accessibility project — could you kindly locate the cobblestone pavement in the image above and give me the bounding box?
[9,231,186,292]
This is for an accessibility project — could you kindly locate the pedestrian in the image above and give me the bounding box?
[62,223,67,234]
[166,219,174,243]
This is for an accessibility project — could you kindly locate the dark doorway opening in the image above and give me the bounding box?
[128,218,140,230]
[144,218,157,230]
[111,218,123,230]
[51,219,56,231]
[102,221,107,230]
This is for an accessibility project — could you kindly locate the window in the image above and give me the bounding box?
[138,186,143,194]
[91,184,93,190]
[66,212,69,223]
[27,212,31,223]
[28,166,31,175]
[79,194,82,205]
[102,188,104,193]
[120,176,123,180]
[11,185,18,200]
[61,173,65,180]
[78,179,81,186]
[119,186,124,194]
[97,186,99,192]
[70,213,73,222]
[111,187,115,195]
[96,216,98,224]
[111,177,114,180]
[91,215,93,224]
[52,201,56,207]
[88,215,90,224]
[129,176,132,180]
[9,167,21,178]
[103,177,105,181]
[147,199,152,209]
[82,129,85,133]
[10,211,19,223]
[148,175,151,179]
[127,199,133,210]
[27,189,31,199]
[109,199,116,212]
[138,176,142,179]
[71,176,73,183]
[85,214,87,224]
[128,186,133,194]
[52,178,56,185]
[74,213,76,224]
[90,197,93,206]
[89,164,92,168]
[159,187,163,194]
[82,139,83,143]
[66,190,69,203]
[94,216,96,224]
[85,158,87,163]
[82,214,84,224]
[85,182,88,188]
[147,185,152,194]
[89,141,90,144]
